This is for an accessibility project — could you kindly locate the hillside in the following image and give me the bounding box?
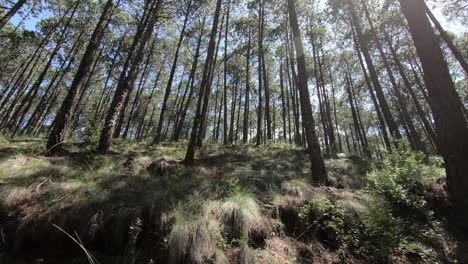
[0,137,460,263]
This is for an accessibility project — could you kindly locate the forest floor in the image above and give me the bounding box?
[0,137,462,263]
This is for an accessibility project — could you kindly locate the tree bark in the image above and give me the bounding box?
[98,0,161,152]
[348,1,401,141]
[184,0,222,165]
[287,0,328,185]
[423,2,468,75]
[399,0,468,225]
[153,0,192,144]
[172,16,206,142]
[0,0,27,31]
[242,26,251,144]
[383,29,439,152]
[47,0,116,154]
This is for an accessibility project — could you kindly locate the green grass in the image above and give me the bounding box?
[0,137,454,263]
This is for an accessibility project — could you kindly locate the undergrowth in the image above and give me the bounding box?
[0,138,455,263]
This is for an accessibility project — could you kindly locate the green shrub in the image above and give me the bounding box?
[78,123,101,146]
[362,144,448,261]
[366,144,442,208]
[0,134,12,144]
[358,200,402,258]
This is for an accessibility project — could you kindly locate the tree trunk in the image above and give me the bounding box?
[260,0,272,141]
[0,0,27,31]
[286,30,302,146]
[279,59,287,142]
[8,3,79,136]
[228,75,239,143]
[346,72,370,157]
[98,0,161,152]
[25,31,84,135]
[383,29,439,152]
[242,27,251,144]
[46,0,116,154]
[172,16,206,142]
[423,2,468,75]
[349,1,401,141]
[360,0,423,152]
[123,37,157,139]
[153,0,192,144]
[256,1,263,146]
[287,0,328,185]
[399,0,468,226]
[196,10,225,147]
[184,0,222,165]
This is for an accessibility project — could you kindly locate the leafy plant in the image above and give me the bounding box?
[366,143,442,208]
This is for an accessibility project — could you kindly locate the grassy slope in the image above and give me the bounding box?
[0,137,455,263]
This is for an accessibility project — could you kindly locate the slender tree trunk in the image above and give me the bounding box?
[318,48,337,156]
[228,75,239,143]
[0,0,27,31]
[172,16,206,142]
[361,0,423,151]
[349,1,401,141]
[46,0,116,154]
[260,0,272,141]
[165,67,188,140]
[286,30,302,146]
[288,0,327,185]
[153,0,192,144]
[212,73,221,141]
[383,29,439,152]
[24,31,84,135]
[329,67,343,153]
[123,37,157,139]
[98,0,161,152]
[222,0,231,145]
[242,27,251,144]
[423,2,468,75]
[279,59,287,142]
[94,32,127,123]
[346,72,370,157]
[256,1,263,146]
[196,11,225,147]
[8,3,79,136]
[311,41,329,154]
[184,0,222,165]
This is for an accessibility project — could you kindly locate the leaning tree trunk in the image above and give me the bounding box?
[47,0,116,155]
[0,0,27,31]
[98,0,161,152]
[153,0,192,144]
[7,3,79,136]
[399,0,468,227]
[382,29,439,152]
[196,10,224,147]
[423,2,468,75]
[360,0,423,152]
[346,72,370,157]
[184,0,222,165]
[349,1,401,141]
[172,16,206,142]
[287,0,328,185]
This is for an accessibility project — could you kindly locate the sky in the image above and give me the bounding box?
[7,1,466,36]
